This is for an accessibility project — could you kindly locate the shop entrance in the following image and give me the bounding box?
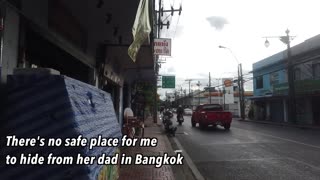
[24,28,90,83]
[312,96,320,125]
[103,81,120,119]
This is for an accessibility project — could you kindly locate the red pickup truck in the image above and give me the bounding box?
[191,104,232,130]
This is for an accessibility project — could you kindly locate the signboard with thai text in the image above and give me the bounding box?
[154,38,171,56]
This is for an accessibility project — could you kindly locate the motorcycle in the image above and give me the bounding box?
[162,110,177,136]
[177,113,184,125]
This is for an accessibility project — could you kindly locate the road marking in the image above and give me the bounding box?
[194,157,320,171]
[194,157,286,163]
[287,157,320,171]
[173,137,205,180]
[200,141,280,146]
[184,132,189,135]
[232,127,320,150]
[174,149,183,153]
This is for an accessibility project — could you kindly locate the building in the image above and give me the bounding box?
[175,87,253,117]
[0,0,158,125]
[252,34,320,125]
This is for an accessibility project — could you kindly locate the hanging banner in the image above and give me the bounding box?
[128,0,151,62]
[154,38,171,56]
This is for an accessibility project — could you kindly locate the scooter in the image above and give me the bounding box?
[177,113,184,125]
[163,110,177,136]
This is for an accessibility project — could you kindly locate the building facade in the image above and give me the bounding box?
[0,0,157,125]
[252,34,320,125]
[175,89,253,117]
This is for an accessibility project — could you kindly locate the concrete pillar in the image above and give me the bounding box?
[266,102,271,121]
[283,99,288,122]
[1,6,20,83]
[305,98,313,125]
[127,84,132,108]
[118,86,123,126]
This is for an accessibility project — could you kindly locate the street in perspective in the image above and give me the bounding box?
[1,0,320,180]
[172,115,320,180]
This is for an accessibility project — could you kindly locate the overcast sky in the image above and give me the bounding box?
[157,0,320,99]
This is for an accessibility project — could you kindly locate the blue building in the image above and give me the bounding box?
[252,34,320,125]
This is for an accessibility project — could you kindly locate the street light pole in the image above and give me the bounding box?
[197,81,201,105]
[219,45,245,120]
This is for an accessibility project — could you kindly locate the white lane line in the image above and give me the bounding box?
[200,141,280,146]
[193,157,286,163]
[173,137,205,180]
[232,127,320,150]
[184,132,189,135]
[287,157,320,171]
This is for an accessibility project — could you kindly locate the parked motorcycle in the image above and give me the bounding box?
[177,113,184,125]
[162,109,177,136]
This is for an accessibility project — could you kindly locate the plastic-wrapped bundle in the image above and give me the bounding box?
[1,74,122,180]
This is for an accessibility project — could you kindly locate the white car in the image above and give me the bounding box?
[184,108,193,115]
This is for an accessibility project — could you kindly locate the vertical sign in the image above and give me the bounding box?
[223,78,234,104]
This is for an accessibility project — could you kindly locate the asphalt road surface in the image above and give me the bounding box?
[174,115,320,180]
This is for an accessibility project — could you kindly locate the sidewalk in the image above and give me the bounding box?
[238,118,320,130]
[119,116,176,180]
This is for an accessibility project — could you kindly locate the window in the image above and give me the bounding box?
[256,76,263,89]
[294,68,301,80]
[270,72,279,85]
[203,104,223,111]
[284,70,288,82]
[313,63,320,79]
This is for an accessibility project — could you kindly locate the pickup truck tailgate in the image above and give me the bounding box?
[206,111,232,120]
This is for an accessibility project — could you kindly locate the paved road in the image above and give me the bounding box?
[174,115,320,180]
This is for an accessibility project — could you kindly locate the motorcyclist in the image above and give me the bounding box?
[176,105,184,121]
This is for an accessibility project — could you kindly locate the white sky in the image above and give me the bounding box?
[158,0,320,99]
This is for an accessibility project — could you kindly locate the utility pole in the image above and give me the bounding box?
[197,81,201,105]
[263,29,296,123]
[156,1,182,33]
[238,64,245,120]
[185,79,193,96]
[209,72,211,104]
[285,30,297,123]
[154,1,182,122]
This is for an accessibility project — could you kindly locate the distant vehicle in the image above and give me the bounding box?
[184,108,193,115]
[191,104,232,130]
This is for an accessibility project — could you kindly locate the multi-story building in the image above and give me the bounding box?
[252,34,320,125]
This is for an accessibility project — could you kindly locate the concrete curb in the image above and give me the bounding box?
[172,137,205,180]
[156,122,197,180]
[239,119,320,130]
[157,112,204,180]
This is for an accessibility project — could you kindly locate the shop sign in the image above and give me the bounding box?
[222,78,234,104]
